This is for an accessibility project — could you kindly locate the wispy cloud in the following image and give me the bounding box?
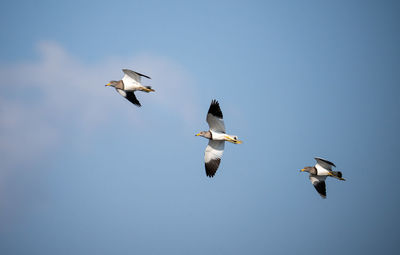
[0,41,199,172]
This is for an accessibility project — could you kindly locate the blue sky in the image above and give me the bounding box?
[0,1,399,254]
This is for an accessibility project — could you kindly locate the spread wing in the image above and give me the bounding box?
[309,175,327,198]
[122,69,151,83]
[315,157,336,170]
[206,99,225,133]
[204,140,225,177]
[116,89,141,107]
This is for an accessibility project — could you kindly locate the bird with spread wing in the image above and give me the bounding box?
[105,69,155,107]
[196,100,242,177]
[300,157,346,198]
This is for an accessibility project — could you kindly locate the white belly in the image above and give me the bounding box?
[210,131,226,141]
[315,164,331,176]
[125,81,142,91]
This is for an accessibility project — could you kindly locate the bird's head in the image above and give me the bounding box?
[195,131,211,139]
[105,80,119,87]
[300,166,316,174]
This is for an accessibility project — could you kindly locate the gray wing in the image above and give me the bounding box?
[122,69,151,83]
[206,99,225,133]
[204,140,225,177]
[315,157,336,170]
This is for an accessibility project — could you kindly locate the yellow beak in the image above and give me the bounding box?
[300,168,305,172]
[105,83,111,86]
[195,133,201,136]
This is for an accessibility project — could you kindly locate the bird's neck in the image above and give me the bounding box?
[116,80,124,90]
[204,131,212,139]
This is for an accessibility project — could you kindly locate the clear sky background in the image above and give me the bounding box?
[0,1,399,254]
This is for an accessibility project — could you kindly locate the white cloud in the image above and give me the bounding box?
[0,41,200,172]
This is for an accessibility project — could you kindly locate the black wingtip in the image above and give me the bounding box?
[135,71,151,79]
[315,157,336,167]
[313,181,327,198]
[130,102,141,107]
[205,158,221,178]
[125,91,142,107]
[122,69,151,79]
[208,99,223,119]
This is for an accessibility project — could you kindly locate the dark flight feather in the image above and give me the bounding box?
[208,99,223,119]
[315,157,336,167]
[125,91,141,107]
[313,181,327,198]
[205,158,221,178]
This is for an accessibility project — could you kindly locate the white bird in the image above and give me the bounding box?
[300,157,346,198]
[196,100,242,177]
[105,69,155,107]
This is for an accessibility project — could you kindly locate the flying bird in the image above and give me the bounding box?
[196,100,242,177]
[105,69,155,107]
[300,157,346,198]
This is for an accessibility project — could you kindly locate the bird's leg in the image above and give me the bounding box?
[141,87,155,93]
[224,135,243,144]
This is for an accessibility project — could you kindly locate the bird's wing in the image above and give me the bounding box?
[116,89,141,107]
[122,69,151,83]
[309,175,327,198]
[206,99,225,133]
[315,157,336,170]
[204,140,225,177]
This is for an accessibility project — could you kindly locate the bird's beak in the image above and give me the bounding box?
[300,168,305,172]
[105,83,111,87]
[195,133,201,136]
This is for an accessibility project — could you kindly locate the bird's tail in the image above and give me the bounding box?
[331,171,346,181]
[143,86,155,92]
